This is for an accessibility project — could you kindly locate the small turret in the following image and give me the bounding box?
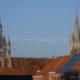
[6,34,12,68]
[7,35,10,46]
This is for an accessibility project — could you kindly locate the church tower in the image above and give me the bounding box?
[69,10,80,55]
[0,21,12,68]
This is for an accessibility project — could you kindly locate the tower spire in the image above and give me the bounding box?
[75,9,79,25]
[7,34,10,46]
[73,9,80,41]
[0,18,2,28]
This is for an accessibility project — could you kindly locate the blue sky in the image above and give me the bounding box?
[0,0,80,58]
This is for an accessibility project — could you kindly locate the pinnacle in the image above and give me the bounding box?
[75,9,78,24]
[8,34,10,45]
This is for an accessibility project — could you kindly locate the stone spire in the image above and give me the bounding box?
[73,9,80,42]
[0,18,2,29]
[7,35,10,46]
[6,34,12,68]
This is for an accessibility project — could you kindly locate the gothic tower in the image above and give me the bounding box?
[69,10,80,55]
[0,21,12,68]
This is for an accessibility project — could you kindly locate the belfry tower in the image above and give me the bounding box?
[0,21,12,68]
[69,10,80,55]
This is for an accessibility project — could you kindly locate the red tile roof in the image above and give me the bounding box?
[76,51,80,54]
[0,57,53,75]
[38,56,70,75]
[70,60,80,72]
[52,56,72,72]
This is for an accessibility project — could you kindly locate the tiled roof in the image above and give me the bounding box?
[38,56,69,75]
[0,57,53,75]
[52,56,72,72]
[70,60,80,72]
[76,51,80,54]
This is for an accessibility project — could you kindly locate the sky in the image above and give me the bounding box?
[0,0,80,58]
